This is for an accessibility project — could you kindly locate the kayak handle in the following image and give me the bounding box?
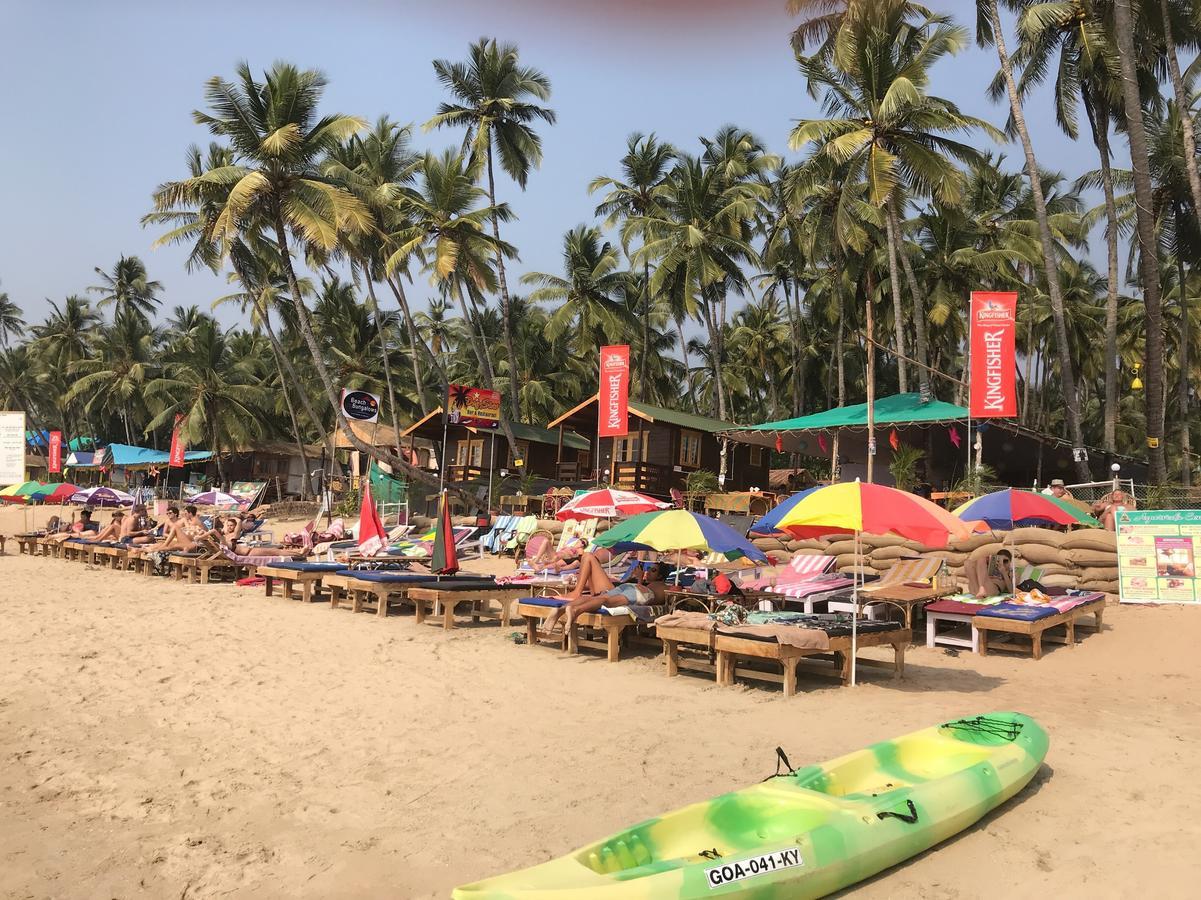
[876,800,919,824]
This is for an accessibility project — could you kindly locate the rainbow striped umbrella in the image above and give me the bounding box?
[750,487,821,535]
[773,482,974,548]
[952,489,1098,529]
[594,509,767,562]
[0,481,44,504]
[30,482,80,503]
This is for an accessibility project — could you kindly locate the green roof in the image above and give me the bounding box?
[630,401,735,434]
[509,421,590,451]
[745,393,969,432]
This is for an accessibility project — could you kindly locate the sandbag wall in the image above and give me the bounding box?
[751,527,1119,596]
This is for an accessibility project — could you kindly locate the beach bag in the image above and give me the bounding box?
[710,600,747,627]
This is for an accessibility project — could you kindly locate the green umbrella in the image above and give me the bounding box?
[0,480,45,504]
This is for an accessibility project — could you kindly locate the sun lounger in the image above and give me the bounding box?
[516,596,650,662]
[255,561,344,603]
[973,595,1105,659]
[15,533,39,555]
[741,553,837,591]
[407,583,532,629]
[654,611,910,696]
[330,571,498,618]
[481,515,516,554]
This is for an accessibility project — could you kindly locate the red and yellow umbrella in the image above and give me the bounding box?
[773,482,974,548]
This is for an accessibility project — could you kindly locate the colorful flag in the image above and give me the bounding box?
[889,429,900,451]
[817,433,828,454]
[968,291,1019,418]
[48,431,62,473]
[168,415,186,467]
[774,434,784,453]
[430,490,459,575]
[357,481,386,557]
[949,426,962,449]
[597,345,630,438]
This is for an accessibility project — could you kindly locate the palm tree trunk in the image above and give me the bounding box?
[1082,90,1121,455]
[783,279,802,416]
[265,330,313,498]
[640,259,651,401]
[1022,313,1034,425]
[677,317,692,410]
[269,213,456,497]
[383,273,443,407]
[1113,0,1168,482]
[890,199,930,398]
[986,0,1089,481]
[864,278,876,483]
[1175,237,1191,487]
[258,299,329,472]
[484,144,523,424]
[882,209,908,393]
[362,275,406,440]
[698,294,728,420]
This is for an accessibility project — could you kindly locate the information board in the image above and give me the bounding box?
[1116,509,1201,604]
[0,411,26,485]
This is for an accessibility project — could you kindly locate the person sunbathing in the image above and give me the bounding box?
[120,504,156,545]
[212,516,284,557]
[48,509,98,542]
[527,537,612,573]
[81,511,125,544]
[966,548,1014,599]
[130,507,204,555]
[541,553,671,633]
[1092,490,1137,531]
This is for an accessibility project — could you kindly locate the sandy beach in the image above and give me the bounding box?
[2,512,1199,899]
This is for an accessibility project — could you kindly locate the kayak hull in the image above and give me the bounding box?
[453,712,1049,899]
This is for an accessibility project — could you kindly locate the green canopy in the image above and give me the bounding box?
[742,393,968,433]
[368,461,407,506]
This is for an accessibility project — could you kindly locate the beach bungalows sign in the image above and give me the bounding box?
[447,384,500,429]
[0,411,25,484]
[598,345,630,438]
[968,292,1018,418]
[340,388,381,423]
[1116,509,1201,604]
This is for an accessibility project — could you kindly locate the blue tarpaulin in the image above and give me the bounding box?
[69,443,213,469]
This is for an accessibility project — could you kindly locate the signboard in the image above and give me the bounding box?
[168,414,186,467]
[1117,509,1201,604]
[48,431,62,474]
[597,344,630,438]
[447,384,500,429]
[341,388,381,423]
[968,291,1018,418]
[0,411,26,485]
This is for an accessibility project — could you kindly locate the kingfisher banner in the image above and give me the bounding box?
[447,384,501,429]
[968,291,1018,418]
[598,345,630,438]
[168,415,186,468]
[48,431,62,474]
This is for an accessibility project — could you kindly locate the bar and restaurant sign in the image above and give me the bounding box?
[0,411,25,484]
[968,291,1018,418]
[48,430,63,474]
[598,344,630,438]
[1117,509,1201,604]
[447,384,500,429]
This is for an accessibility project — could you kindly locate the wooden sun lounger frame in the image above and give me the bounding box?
[167,553,250,584]
[517,601,641,662]
[407,585,529,630]
[256,564,330,603]
[973,598,1106,660]
[656,623,910,696]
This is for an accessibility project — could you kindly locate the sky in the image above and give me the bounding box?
[0,0,1107,327]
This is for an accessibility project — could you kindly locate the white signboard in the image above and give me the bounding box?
[0,411,27,485]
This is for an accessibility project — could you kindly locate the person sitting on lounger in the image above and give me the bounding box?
[211,515,284,557]
[541,553,672,633]
[120,504,156,545]
[527,536,613,574]
[130,506,205,556]
[84,511,125,543]
[966,548,1014,599]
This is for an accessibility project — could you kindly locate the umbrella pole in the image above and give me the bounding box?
[851,530,860,687]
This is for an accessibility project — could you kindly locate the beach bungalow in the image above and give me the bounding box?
[546,396,771,497]
[224,441,312,499]
[401,408,590,484]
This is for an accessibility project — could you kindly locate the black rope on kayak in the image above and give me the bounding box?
[698,849,723,860]
[941,716,1023,741]
[876,800,919,824]
[762,746,796,781]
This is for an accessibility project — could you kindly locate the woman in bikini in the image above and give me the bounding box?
[541,553,671,633]
[81,511,125,543]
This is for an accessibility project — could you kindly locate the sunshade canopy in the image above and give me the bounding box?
[953,489,1099,529]
[594,509,767,562]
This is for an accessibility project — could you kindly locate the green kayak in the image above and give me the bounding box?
[454,712,1049,898]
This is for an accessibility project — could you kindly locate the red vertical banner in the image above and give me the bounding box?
[48,431,62,474]
[168,415,186,467]
[597,345,630,438]
[969,291,1019,418]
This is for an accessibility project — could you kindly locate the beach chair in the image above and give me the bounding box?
[825,556,946,625]
[745,553,838,592]
[504,515,538,556]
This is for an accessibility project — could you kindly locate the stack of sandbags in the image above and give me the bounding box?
[1060,529,1119,593]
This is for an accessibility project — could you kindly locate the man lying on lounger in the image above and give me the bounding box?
[541,552,672,633]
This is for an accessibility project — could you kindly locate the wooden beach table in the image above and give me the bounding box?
[169,553,246,584]
[517,600,641,662]
[973,596,1106,660]
[656,622,910,696]
[15,533,39,555]
[256,563,336,603]
[408,584,530,630]
[325,573,502,619]
[851,583,956,630]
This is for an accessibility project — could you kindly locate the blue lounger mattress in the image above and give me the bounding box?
[343,571,496,588]
[267,561,347,572]
[519,596,616,615]
[975,603,1060,622]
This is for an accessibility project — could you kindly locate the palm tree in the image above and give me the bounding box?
[522,225,637,358]
[32,296,100,370]
[589,132,676,399]
[0,288,25,347]
[66,312,158,444]
[427,38,556,423]
[88,255,163,320]
[977,0,1095,480]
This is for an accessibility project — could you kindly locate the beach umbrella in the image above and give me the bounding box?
[430,490,459,576]
[189,489,243,508]
[0,481,44,504]
[357,481,387,557]
[594,509,768,563]
[952,488,1099,530]
[555,488,670,521]
[749,487,821,535]
[30,482,80,503]
[772,482,974,686]
[69,486,134,507]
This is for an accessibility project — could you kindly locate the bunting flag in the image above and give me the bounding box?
[357,481,386,557]
[949,426,962,449]
[818,433,829,454]
[889,429,900,451]
[774,434,784,453]
[430,490,459,575]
